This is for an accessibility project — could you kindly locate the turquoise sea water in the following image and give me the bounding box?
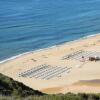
[0,0,100,61]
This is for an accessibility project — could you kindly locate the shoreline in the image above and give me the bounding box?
[0,33,100,94]
[0,33,100,64]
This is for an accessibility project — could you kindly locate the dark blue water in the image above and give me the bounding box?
[0,0,100,61]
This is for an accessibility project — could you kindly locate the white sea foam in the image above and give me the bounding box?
[0,33,100,64]
[0,52,30,64]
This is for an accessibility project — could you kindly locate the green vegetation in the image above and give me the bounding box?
[0,73,44,97]
[0,73,100,100]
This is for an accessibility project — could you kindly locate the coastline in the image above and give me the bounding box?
[0,33,100,94]
[0,33,100,64]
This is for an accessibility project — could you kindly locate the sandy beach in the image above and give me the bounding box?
[0,34,100,94]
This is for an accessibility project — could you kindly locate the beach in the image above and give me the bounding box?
[0,34,100,94]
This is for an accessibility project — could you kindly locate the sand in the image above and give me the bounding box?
[0,34,100,94]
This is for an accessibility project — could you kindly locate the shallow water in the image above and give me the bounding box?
[0,0,100,60]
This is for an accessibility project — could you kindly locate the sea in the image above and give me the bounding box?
[0,0,100,62]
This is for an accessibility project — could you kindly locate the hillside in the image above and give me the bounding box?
[0,73,100,100]
[0,73,44,97]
